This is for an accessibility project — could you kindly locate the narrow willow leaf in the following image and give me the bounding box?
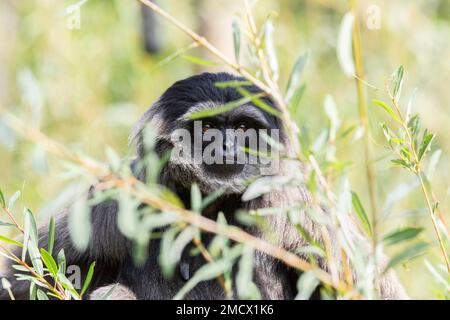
[40,248,58,276]
[0,189,5,207]
[182,55,221,66]
[27,241,44,275]
[105,146,121,172]
[174,245,242,300]
[201,188,225,211]
[232,19,241,64]
[47,216,55,255]
[81,262,96,296]
[117,192,139,239]
[7,190,21,211]
[351,191,372,236]
[424,259,449,288]
[29,282,37,300]
[0,235,23,247]
[0,221,15,227]
[391,159,410,169]
[285,52,309,102]
[36,289,49,300]
[290,84,306,115]
[384,241,429,272]
[392,66,404,102]
[214,80,252,88]
[188,96,252,120]
[57,249,67,274]
[31,145,48,174]
[373,100,401,123]
[190,183,202,213]
[158,227,180,277]
[24,209,38,248]
[154,42,198,70]
[418,131,435,161]
[426,149,442,180]
[236,87,281,117]
[296,271,320,300]
[336,12,355,77]
[0,118,17,151]
[383,227,423,246]
[68,194,91,251]
[242,176,291,201]
[264,20,279,81]
[236,246,260,299]
[170,226,196,265]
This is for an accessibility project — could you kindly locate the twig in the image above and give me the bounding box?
[386,86,450,273]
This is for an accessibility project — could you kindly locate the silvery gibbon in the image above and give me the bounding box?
[0,72,408,300]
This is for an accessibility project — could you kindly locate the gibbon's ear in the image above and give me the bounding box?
[89,284,137,300]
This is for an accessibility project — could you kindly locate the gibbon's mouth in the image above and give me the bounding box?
[203,162,245,178]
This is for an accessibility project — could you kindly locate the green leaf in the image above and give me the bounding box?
[57,249,66,274]
[181,55,221,67]
[27,241,44,275]
[383,227,423,246]
[158,227,180,277]
[68,194,91,251]
[264,20,279,80]
[7,190,21,211]
[290,84,306,115]
[426,149,442,180]
[201,188,225,211]
[40,248,58,276]
[392,66,404,102]
[0,221,15,227]
[391,159,411,169]
[188,96,252,120]
[0,189,5,207]
[232,19,241,64]
[418,130,435,161]
[81,261,96,296]
[36,289,49,300]
[24,208,39,247]
[285,52,309,102]
[236,87,281,117]
[236,246,260,299]
[373,100,401,123]
[190,183,202,213]
[384,241,429,272]
[296,271,320,300]
[174,245,242,300]
[336,12,355,77]
[29,283,37,300]
[351,191,372,236]
[214,80,252,88]
[47,216,55,255]
[0,234,23,247]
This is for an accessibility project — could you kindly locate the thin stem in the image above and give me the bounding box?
[1,206,24,233]
[349,0,379,245]
[1,109,359,297]
[387,87,450,273]
[0,244,67,300]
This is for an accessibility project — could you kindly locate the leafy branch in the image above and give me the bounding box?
[376,66,450,273]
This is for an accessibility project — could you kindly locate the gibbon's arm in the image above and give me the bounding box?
[0,199,130,300]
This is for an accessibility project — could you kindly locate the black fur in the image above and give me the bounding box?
[0,73,408,300]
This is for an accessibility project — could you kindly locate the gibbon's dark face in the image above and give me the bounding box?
[132,72,285,194]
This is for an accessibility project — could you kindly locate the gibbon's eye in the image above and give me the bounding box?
[202,122,214,133]
[235,122,249,132]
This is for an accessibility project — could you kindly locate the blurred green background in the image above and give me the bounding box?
[0,0,449,299]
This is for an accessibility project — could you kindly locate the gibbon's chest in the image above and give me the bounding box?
[117,236,294,299]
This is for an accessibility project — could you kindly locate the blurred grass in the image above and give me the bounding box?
[0,0,449,298]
